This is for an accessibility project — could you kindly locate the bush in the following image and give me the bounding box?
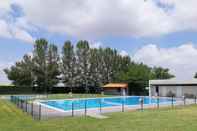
[0,86,34,94]
[184,93,195,98]
[166,91,176,97]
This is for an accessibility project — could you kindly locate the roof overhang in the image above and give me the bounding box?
[149,79,197,86]
[103,83,128,88]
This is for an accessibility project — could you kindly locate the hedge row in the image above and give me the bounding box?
[0,86,101,94]
[0,86,34,94]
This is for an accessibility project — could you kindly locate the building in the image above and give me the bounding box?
[102,83,128,96]
[149,79,197,98]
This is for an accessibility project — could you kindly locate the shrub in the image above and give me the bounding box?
[166,91,176,97]
[184,93,195,98]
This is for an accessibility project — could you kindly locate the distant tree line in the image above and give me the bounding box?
[4,38,174,94]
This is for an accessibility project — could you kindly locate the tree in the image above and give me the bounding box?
[47,44,60,91]
[112,55,131,82]
[151,67,174,79]
[88,48,105,89]
[118,63,152,95]
[61,41,76,92]
[4,54,34,87]
[32,39,60,92]
[76,40,90,93]
[100,48,116,84]
[4,38,175,95]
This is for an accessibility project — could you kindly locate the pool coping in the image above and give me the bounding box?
[35,96,179,113]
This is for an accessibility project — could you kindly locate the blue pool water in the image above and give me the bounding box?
[41,96,174,111]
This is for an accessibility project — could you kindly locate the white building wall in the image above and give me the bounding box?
[182,86,197,96]
[150,85,197,97]
[176,86,182,97]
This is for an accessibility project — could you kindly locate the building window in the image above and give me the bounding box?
[117,88,121,92]
[156,86,159,94]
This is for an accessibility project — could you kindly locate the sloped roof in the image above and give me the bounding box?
[103,83,128,88]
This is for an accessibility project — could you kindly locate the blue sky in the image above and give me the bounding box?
[1,0,197,83]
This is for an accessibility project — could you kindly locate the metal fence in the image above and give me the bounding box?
[9,95,197,120]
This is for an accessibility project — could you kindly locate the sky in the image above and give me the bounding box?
[1,0,197,84]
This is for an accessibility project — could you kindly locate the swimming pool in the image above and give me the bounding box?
[40,96,174,111]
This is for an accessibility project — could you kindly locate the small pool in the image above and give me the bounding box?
[40,96,174,111]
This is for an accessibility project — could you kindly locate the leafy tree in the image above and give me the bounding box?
[47,44,60,91]
[61,41,77,92]
[76,40,90,93]
[89,48,101,87]
[100,48,117,84]
[32,39,59,92]
[113,55,131,82]
[4,38,175,95]
[151,67,174,79]
[118,63,152,95]
[4,55,34,87]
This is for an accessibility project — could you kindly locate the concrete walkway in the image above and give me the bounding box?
[87,113,109,119]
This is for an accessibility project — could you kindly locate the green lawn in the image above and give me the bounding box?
[1,93,112,100]
[1,98,197,131]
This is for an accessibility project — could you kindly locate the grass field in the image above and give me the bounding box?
[0,93,112,100]
[1,97,197,131]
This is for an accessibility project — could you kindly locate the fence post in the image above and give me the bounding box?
[157,97,159,109]
[122,98,125,112]
[18,99,20,108]
[25,100,28,112]
[16,97,19,107]
[17,97,19,107]
[139,97,143,110]
[39,104,41,120]
[99,99,102,114]
[10,96,13,102]
[171,96,174,108]
[20,100,24,111]
[85,100,87,116]
[13,96,16,104]
[12,96,14,102]
[14,96,18,104]
[182,96,186,106]
[31,102,34,117]
[72,101,74,117]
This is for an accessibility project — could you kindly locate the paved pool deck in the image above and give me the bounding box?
[31,98,196,120]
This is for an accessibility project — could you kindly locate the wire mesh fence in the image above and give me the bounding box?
[9,95,197,120]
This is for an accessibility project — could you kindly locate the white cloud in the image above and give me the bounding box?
[157,0,197,32]
[12,0,175,38]
[120,50,129,56]
[11,25,34,43]
[0,1,34,43]
[0,62,12,84]
[0,0,195,39]
[133,43,197,80]
[0,0,197,39]
[0,19,34,43]
[0,20,12,38]
[89,41,103,48]
[0,0,12,17]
